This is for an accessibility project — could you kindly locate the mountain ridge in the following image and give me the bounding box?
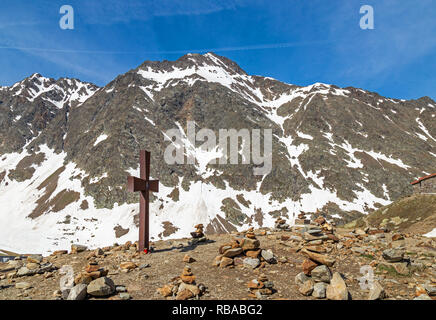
[0,52,434,255]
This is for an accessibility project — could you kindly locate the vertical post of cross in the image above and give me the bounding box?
[127,150,159,253]
[139,150,149,252]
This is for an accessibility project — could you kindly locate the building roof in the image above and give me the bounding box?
[411,173,436,185]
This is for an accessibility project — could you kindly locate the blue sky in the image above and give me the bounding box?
[0,0,435,100]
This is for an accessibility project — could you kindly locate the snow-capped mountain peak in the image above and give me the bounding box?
[0,53,435,255]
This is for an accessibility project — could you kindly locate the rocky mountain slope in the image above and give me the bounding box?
[0,53,435,255]
[348,194,436,237]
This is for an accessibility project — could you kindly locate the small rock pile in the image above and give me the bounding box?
[189,224,207,245]
[295,222,351,300]
[296,265,349,300]
[213,230,277,269]
[6,254,57,279]
[246,273,276,299]
[73,261,109,287]
[54,244,129,300]
[59,266,127,300]
[157,266,206,300]
[110,241,139,254]
[274,218,290,231]
[295,212,310,225]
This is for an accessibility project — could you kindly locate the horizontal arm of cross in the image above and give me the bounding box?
[127,176,159,193]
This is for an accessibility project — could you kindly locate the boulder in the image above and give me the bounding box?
[312,282,327,299]
[181,274,196,284]
[71,244,87,254]
[157,284,173,297]
[298,279,314,296]
[311,265,332,283]
[219,244,232,254]
[15,282,31,289]
[261,249,277,264]
[67,284,88,300]
[26,255,43,264]
[241,238,260,251]
[243,258,260,269]
[302,259,318,276]
[26,262,39,270]
[368,281,385,300]
[75,272,93,285]
[219,257,233,268]
[326,272,349,300]
[119,293,130,300]
[37,262,57,274]
[16,267,35,277]
[300,248,335,266]
[382,249,404,263]
[116,286,127,292]
[392,234,404,241]
[245,249,261,258]
[7,260,23,269]
[176,289,194,300]
[61,289,71,300]
[424,284,436,296]
[222,248,243,258]
[87,277,115,297]
[295,272,311,286]
[178,282,201,296]
[120,262,137,270]
[212,255,222,267]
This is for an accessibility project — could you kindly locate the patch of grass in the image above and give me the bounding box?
[347,194,436,232]
[376,264,410,277]
[406,252,417,256]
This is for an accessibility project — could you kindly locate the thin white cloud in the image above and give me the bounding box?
[0,39,332,55]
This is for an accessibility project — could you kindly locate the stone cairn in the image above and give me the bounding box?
[157,266,206,300]
[73,259,109,288]
[189,224,207,245]
[213,227,277,269]
[246,273,276,299]
[274,218,291,231]
[293,214,350,300]
[295,212,311,225]
[56,244,130,300]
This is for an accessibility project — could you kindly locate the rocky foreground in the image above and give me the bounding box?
[0,217,435,300]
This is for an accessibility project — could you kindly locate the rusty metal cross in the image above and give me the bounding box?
[127,150,159,253]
